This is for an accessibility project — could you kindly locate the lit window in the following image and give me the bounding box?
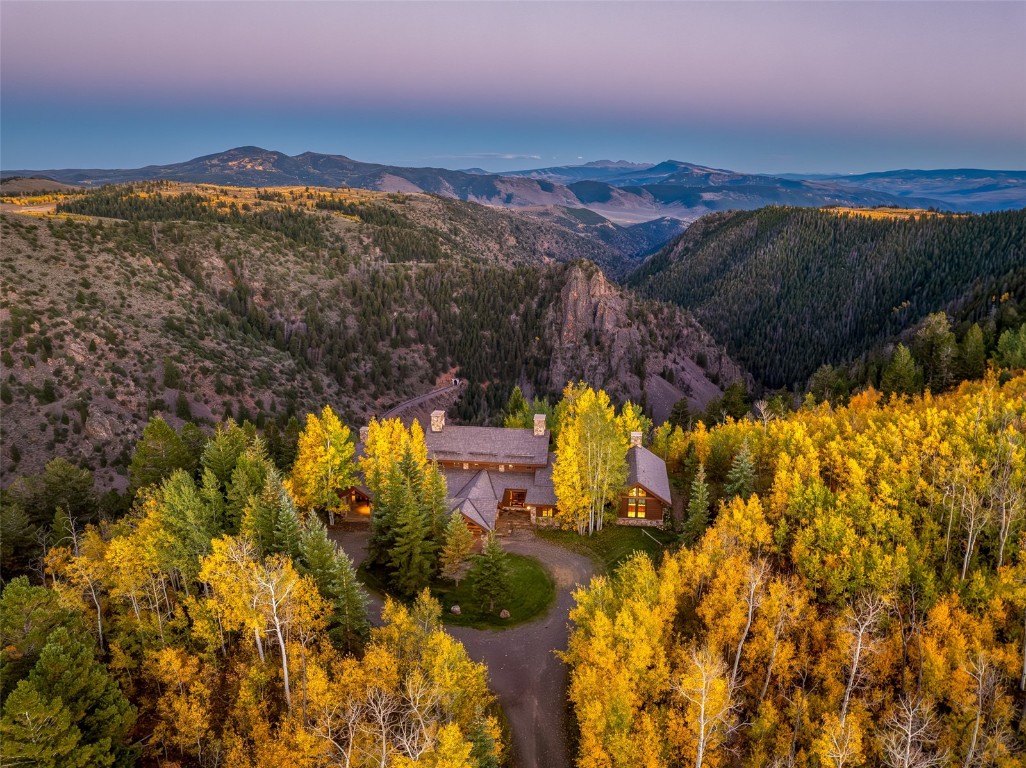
[627,487,647,518]
[540,507,553,517]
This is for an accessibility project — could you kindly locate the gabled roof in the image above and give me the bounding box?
[424,425,549,467]
[453,498,496,531]
[627,445,672,505]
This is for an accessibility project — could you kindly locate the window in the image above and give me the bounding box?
[539,507,553,518]
[627,487,647,518]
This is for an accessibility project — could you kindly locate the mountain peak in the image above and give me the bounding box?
[580,160,651,169]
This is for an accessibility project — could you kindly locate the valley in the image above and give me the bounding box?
[0,182,743,486]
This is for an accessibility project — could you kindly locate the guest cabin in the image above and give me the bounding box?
[349,410,671,533]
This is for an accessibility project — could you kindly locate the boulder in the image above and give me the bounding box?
[450,605,461,616]
[499,609,511,620]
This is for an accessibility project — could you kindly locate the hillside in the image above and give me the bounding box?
[0,184,743,487]
[628,206,1026,388]
[4,146,959,224]
[803,168,1026,213]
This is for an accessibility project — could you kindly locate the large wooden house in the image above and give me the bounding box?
[351,410,672,532]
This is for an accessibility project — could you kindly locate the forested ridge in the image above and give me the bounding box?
[628,207,1026,388]
[567,373,1026,767]
[1,184,737,485]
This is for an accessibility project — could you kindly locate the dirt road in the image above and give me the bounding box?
[331,530,595,768]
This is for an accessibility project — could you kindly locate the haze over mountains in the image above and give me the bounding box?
[7,147,1024,224]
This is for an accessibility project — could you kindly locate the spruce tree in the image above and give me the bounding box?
[470,532,510,614]
[681,463,710,545]
[421,463,449,567]
[200,420,249,490]
[226,443,271,534]
[129,416,195,492]
[368,461,405,567]
[330,545,370,653]
[298,519,369,653]
[724,441,755,501]
[959,323,986,380]
[389,481,432,597]
[881,343,923,396]
[440,513,474,585]
[241,474,281,557]
[272,486,303,560]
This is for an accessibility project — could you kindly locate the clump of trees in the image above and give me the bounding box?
[0,410,504,766]
[565,372,1026,768]
[361,418,451,597]
[551,382,653,536]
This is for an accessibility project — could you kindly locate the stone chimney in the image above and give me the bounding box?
[534,413,547,437]
[630,431,643,448]
[430,410,446,433]
[359,425,369,443]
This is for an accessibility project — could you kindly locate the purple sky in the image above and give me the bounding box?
[2,1,1024,173]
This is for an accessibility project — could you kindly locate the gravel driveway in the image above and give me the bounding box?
[331,529,595,768]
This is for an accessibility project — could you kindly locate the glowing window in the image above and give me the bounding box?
[627,487,647,518]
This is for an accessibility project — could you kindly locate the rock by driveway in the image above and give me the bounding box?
[330,529,595,768]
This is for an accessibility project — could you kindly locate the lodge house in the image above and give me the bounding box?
[349,410,671,533]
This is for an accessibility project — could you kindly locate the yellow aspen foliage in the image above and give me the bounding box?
[360,417,429,499]
[427,723,474,768]
[144,647,212,762]
[565,374,1026,768]
[286,404,355,526]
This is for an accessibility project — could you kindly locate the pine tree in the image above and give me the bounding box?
[0,577,79,700]
[368,461,405,567]
[0,682,85,768]
[440,513,475,585]
[724,441,755,501]
[421,463,450,566]
[959,323,986,380]
[200,420,249,490]
[881,343,923,396]
[668,398,691,430]
[681,463,710,545]
[129,416,195,492]
[470,532,510,614]
[330,547,370,653]
[0,627,136,768]
[272,487,303,560]
[241,472,282,557]
[389,480,432,597]
[298,518,369,653]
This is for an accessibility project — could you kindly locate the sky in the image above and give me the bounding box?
[2,1,1025,174]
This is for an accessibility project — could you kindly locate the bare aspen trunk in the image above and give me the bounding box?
[271,609,292,708]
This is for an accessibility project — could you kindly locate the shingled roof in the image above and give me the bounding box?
[627,445,672,505]
[444,464,557,530]
[424,425,549,467]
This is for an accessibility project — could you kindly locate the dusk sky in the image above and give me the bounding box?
[2,1,1024,174]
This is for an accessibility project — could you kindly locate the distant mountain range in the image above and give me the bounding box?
[5,147,1024,222]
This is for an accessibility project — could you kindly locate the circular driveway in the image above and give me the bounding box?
[331,529,595,768]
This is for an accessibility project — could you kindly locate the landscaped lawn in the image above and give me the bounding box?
[433,553,556,629]
[537,525,676,574]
